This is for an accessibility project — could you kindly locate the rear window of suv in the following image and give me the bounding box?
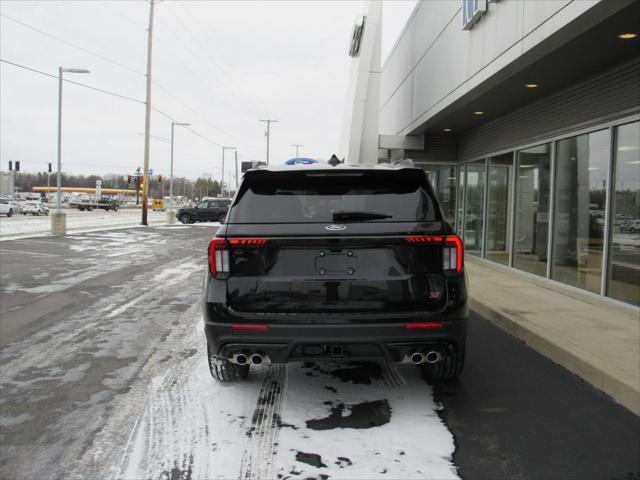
[228,169,439,223]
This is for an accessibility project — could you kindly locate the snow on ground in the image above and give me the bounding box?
[115,344,459,480]
[1,226,459,480]
[275,363,458,479]
[0,208,171,240]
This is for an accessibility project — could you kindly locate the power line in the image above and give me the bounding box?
[0,58,145,104]
[153,14,264,154]
[0,13,146,78]
[1,11,264,160]
[177,2,278,119]
[2,58,258,163]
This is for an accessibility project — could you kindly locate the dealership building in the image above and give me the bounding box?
[379,0,640,307]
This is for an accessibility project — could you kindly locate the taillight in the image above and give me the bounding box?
[208,238,268,277]
[404,236,444,244]
[404,234,464,273]
[208,238,229,277]
[443,235,464,273]
[228,238,268,247]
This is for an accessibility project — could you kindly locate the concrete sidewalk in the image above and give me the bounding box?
[466,258,640,415]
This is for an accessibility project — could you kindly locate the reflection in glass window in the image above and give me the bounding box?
[457,164,465,236]
[486,153,513,265]
[426,165,458,226]
[464,160,486,256]
[608,122,640,306]
[513,144,551,277]
[552,130,609,293]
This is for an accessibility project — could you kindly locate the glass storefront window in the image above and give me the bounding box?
[552,130,609,293]
[425,165,458,226]
[464,160,486,256]
[608,122,640,306]
[457,164,465,236]
[486,153,514,265]
[513,144,551,277]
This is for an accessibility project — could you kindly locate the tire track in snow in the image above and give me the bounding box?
[239,364,287,480]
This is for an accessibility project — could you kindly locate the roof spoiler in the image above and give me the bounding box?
[328,154,345,166]
[391,158,415,167]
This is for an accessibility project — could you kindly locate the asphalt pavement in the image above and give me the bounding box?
[0,225,638,480]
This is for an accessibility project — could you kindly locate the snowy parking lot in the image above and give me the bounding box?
[0,225,638,480]
[0,207,169,239]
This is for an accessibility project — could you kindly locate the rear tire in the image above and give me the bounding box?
[420,342,465,381]
[217,213,226,224]
[208,349,249,382]
[7,209,12,217]
[179,213,192,224]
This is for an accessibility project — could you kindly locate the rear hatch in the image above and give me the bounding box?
[217,168,459,314]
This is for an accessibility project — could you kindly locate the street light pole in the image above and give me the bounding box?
[221,146,236,198]
[141,0,156,226]
[52,66,89,236]
[259,119,277,165]
[168,121,190,224]
[291,144,303,157]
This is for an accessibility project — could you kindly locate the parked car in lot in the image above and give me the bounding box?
[0,199,14,217]
[22,201,49,216]
[203,162,468,382]
[177,199,231,224]
[620,220,640,233]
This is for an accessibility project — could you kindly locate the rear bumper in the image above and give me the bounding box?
[204,313,467,364]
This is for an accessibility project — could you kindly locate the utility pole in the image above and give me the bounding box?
[291,144,303,157]
[234,150,239,192]
[141,0,156,226]
[221,146,235,198]
[259,119,277,165]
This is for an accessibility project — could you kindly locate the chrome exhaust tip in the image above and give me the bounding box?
[410,352,425,365]
[425,351,441,364]
[235,353,248,365]
[251,354,263,365]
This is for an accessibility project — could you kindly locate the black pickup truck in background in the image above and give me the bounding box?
[177,199,231,224]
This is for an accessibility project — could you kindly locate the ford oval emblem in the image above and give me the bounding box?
[325,224,347,232]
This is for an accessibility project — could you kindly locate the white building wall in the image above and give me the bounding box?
[380,0,601,136]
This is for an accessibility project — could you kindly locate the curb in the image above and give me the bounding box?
[470,297,640,416]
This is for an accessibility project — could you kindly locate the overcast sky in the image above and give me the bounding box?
[0,0,416,182]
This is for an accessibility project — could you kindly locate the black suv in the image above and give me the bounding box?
[177,199,231,224]
[203,164,468,382]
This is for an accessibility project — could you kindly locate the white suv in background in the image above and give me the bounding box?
[22,201,49,216]
[0,199,14,217]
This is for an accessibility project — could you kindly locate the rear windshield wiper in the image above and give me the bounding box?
[332,211,392,221]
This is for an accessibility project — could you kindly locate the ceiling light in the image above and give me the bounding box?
[525,83,539,88]
[617,33,637,40]
[626,160,640,165]
[443,128,452,132]
[473,111,484,116]
[587,167,600,171]
[618,146,639,152]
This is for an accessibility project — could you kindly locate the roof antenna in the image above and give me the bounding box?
[328,154,342,166]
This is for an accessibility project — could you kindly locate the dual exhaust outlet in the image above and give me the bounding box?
[230,352,270,366]
[408,350,441,365]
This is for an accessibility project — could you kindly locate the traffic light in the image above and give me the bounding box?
[157,175,163,182]
[8,161,12,171]
[127,175,133,185]
[48,163,52,173]
[15,161,20,172]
